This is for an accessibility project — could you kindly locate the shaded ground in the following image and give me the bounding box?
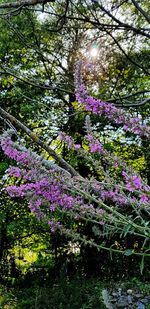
[0,277,150,308]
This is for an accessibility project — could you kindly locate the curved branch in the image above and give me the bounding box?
[110,91,150,102]
[112,97,150,107]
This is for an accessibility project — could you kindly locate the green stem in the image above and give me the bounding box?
[63,228,150,257]
[68,187,150,236]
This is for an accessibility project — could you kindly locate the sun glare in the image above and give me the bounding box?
[89,47,98,58]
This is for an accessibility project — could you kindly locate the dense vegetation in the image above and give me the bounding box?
[0,0,150,307]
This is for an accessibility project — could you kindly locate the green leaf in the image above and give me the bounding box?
[124,249,133,256]
[140,255,145,275]
[0,162,9,173]
[109,246,113,260]
[122,223,132,237]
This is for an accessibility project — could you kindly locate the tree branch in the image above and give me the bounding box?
[0,0,55,10]
[112,97,150,107]
[0,68,72,95]
[105,30,150,75]
[0,106,79,177]
[131,0,150,23]
[109,91,150,102]
[72,1,150,39]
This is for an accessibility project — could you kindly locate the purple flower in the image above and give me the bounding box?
[74,144,81,150]
[48,219,61,233]
[7,166,22,177]
[90,142,103,153]
[140,194,149,203]
[132,175,142,190]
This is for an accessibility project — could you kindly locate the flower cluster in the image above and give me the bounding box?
[122,171,150,204]
[100,188,129,207]
[75,62,150,139]
[29,199,45,221]
[0,132,32,165]
[5,166,85,216]
[59,132,81,150]
[1,131,106,231]
[85,133,106,154]
[58,117,150,208]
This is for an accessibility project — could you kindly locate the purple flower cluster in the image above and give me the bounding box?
[29,199,45,221]
[59,131,105,155]
[0,132,85,227]
[6,177,82,211]
[7,183,35,197]
[48,219,61,233]
[85,133,106,154]
[59,132,81,150]
[1,135,32,165]
[75,63,150,139]
[101,188,129,207]
[7,166,22,178]
[122,171,150,204]
[2,128,148,217]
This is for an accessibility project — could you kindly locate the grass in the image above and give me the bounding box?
[0,277,106,309]
[0,276,150,308]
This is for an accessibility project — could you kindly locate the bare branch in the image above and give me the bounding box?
[109,91,150,103]
[72,1,150,39]
[0,0,55,10]
[0,68,72,94]
[113,98,150,107]
[105,30,150,75]
[96,2,150,38]
[131,0,150,23]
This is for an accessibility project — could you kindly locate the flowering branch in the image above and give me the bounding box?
[75,61,150,140]
[0,107,79,176]
[0,62,150,265]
